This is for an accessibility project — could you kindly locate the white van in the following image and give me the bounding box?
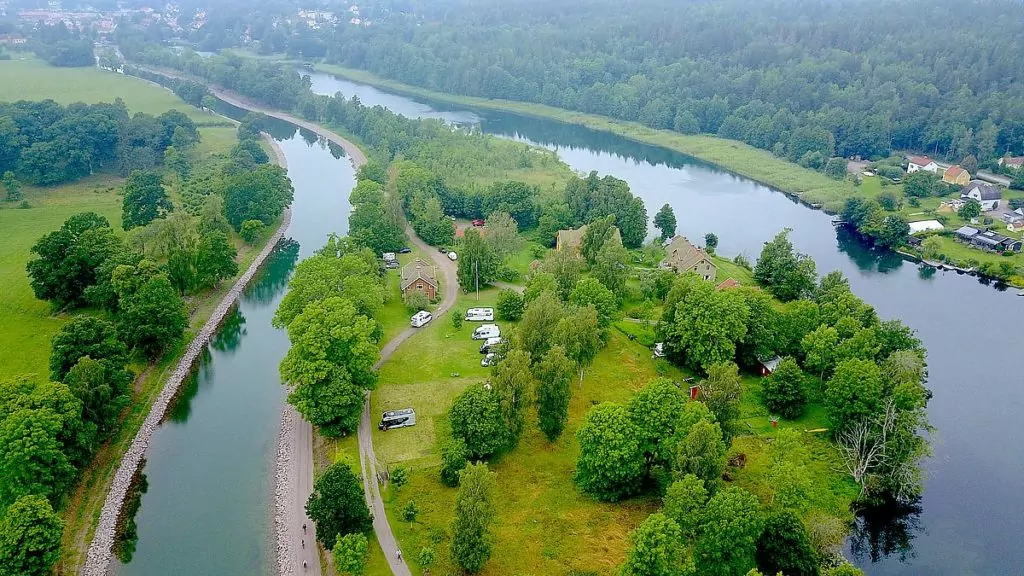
[472,324,500,340]
[465,308,495,322]
[410,310,432,328]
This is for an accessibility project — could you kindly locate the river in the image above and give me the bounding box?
[113,109,355,575]
[301,71,1024,576]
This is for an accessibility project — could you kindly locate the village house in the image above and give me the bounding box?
[400,259,438,300]
[943,165,971,186]
[1008,220,1024,234]
[555,224,621,252]
[758,356,782,377]
[1001,208,1024,224]
[906,155,939,174]
[955,226,1022,252]
[661,235,717,281]
[998,156,1024,171]
[960,180,1002,212]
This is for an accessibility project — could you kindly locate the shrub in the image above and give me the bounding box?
[440,438,469,487]
[406,291,429,312]
[495,289,525,321]
[239,219,265,243]
[762,357,808,419]
[451,309,463,330]
[391,466,408,489]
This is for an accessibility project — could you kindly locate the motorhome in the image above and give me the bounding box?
[379,408,416,431]
[479,336,503,354]
[410,310,432,328]
[465,308,495,322]
[471,324,500,340]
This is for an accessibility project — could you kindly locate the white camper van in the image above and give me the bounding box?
[410,310,433,328]
[465,308,495,322]
[471,324,501,340]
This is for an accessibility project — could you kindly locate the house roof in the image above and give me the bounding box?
[908,220,944,234]
[400,259,438,291]
[759,356,782,372]
[1009,220,1024,231]
[907,155,934,167]
[962,180,1002,201]
[1002,156,1024,168]
[716,278,740,290]
[662,235,716,274]
[556,224,621,251]
[955,226,980,238]
[944,165,968,178]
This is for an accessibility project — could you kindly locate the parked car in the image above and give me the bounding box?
[379,408,416,431]
[472,219,485,227]
[481,353,497,367]
[411,310,432,328]
[479,336,503,353]
[438,246,448,253]
[472,324,501,340]
[386,260,400,269]
[399,247,412,254]
[465,308,495,322]
[652,342,665,358]
[447,251,458,261]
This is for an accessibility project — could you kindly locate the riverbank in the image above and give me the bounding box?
[80,125,294,576]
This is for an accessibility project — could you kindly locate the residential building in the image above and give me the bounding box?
[955,226,1022,252]
[555,224,621,252]
[661,235,717,281]
[943,165,971,186]
[907,155,939,174]
[998,156,1024,171]
[960,180,1003,212]
[758,356,782,377]
[716,278,740,290]
[400,259,438,300]
[1008,220,1024,234]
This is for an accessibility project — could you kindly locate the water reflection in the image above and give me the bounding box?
[849,498,924,565]
[211,308,247,353]
[834,226,906,274]
[113,464,149,564]
[244,239,300,306]
[166,359,205,424]
[300,127,319,146]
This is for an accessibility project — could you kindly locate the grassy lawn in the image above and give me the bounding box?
[0,57,282,574]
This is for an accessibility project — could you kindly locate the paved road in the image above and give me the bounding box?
[133,65,456,576]
[359,226,458,575]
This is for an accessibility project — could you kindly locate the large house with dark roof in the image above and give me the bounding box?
[400,259,438,300]
[960,180,1003,212]
[661,235,717,281]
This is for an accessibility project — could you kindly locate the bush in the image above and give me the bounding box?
[451,309,463,330]
[391,466,408,489]
[239,219,265,243]
[762,357,808,419]
[406,291,429,312]
[530,244,547,259]
[496,266,521,282]
[495,289,525,321]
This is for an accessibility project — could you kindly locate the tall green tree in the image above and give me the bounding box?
[539,248,585,300]
[701,361,743,444]
[2,170,21,202]
[112,262,188,359]
[0,495,64,576]
[64,356,131,440]
[27,212,125,309]
[653,204,677,241]
[755,511,820,576]
[761,357,808,419]
[694,486,764,576]
[824,359,884,432]
[458,228,500,290]
[663,474,708,540]
[753,229,817,302]
[333,532,369,576]
[579,215,617,264]
[627,378,690,476]
[574,403,644,501]
[195,231,238,288]
[490,349,534,448]
[273,242,383,328]
[673,419,727,489]
[121,171,172,230]
[279,297,379,436]
[569,276,618,329]
[592,238,631,296]
[483,210,522,261]
[553,305,602,384]
[514,290,565,361]
[450,463,496,574]
[661,280,749,373]
[619,513,688,576]
[535,346,574,442]
[48,316,128,381]
[449,384,507,459]
[306,462,372,546]
[222,164,294,228]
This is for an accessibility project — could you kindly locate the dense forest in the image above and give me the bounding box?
[150,0,1024,167]
[0,99,199,185]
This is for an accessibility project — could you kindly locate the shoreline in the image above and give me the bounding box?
[81,129,293,576]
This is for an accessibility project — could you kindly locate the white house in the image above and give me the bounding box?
[960,180,1003,212]
[998,156,1024,171]
[907,155,939,174]
[907,220,944,235]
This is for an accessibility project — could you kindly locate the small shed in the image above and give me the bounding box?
[758,356,782,377]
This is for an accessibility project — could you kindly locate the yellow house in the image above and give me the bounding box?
[943,165,970,186]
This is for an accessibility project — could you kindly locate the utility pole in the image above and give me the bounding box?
[474,259,479,301]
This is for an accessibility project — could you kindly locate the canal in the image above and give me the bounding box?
[302,70,1024,575]
[113,109,355,575]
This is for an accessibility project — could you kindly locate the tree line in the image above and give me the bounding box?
[0,98,200,186]
[1,107,291,575]
[30,22,95,67]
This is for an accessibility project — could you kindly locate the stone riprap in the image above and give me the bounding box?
[81,204,293,576]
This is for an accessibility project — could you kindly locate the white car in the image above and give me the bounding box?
[481,353,497,367]
[448,251,458,261]
[472,324,500,340]
[410,310,432,328]
[465,307,495,322]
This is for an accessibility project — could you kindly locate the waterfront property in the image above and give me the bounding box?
[555,224,621,252]
[955,226,1023,252]
[961,180,1003,212]
[661,235,717,281]
[401,259,438,300]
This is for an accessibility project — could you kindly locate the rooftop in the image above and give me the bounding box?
[400,259,438,290]
[908,155,934,166]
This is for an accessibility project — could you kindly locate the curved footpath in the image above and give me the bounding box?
[81,135,292,576]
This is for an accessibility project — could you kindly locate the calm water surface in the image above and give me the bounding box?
[114,115,355,575]
[303,71,1024,575]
